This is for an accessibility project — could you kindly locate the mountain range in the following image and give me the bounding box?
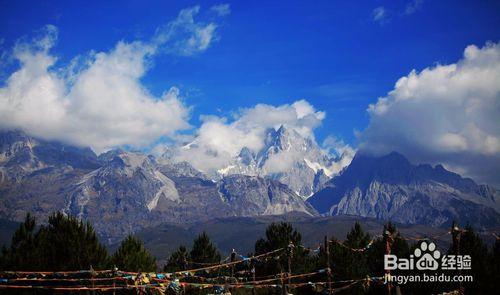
[0,129,499,244]
[0,129,315,242]
[168,125,345,198]
[309,152,500,228]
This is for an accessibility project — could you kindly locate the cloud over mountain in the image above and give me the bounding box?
[0,6,229,153]
[360,42,500,186]
[172,100,329,173]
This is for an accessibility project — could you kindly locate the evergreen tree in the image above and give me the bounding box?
[337,222,371,279]
[490,238,500,292]
[0,213,38,270]
[190,232,221,264]
[448,224,490,294]
[36,212,109,270]
[111,235,156,272]
[254,222,311,276]
[255,222,302,254]
[164,245,189,272]
[311,222,371,295]
[366,222,410,295]
[366,222,410,275]
[1,212,109,271]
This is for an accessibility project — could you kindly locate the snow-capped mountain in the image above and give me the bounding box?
[0,130,316,242]
[176,125,352,198]
[0,130,100,182]
[2,130,499,242]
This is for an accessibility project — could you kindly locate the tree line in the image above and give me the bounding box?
[1,212,499,294]
[0,212,155,272]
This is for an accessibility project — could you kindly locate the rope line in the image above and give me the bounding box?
[169,247,284,275]
[0,276,385,291]
[1,225,496,293]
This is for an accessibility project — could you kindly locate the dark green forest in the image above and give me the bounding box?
[0,213,499,294]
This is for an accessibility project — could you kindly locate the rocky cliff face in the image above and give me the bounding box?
[0,130,316,242]
[308,152,500,228]
[2,130,499,241]
[218,174,317,216]
[0,130,99,181]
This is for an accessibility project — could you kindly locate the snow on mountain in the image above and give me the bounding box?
[304,158,333,177]
[1,130,499,241]
[0,130,100,180]
[0,130,317,242]
[174,125,353,198]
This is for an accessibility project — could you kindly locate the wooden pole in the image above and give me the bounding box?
[385,231,393,295]
[90,265,95,295]
[230,249,236,280]
[112,266,117,295]
[281,271,286,295]
[452,224,464,295]
[287,242,294,294]
[325,236,332,295]
[278,253,286,295]
[251,261,256,295]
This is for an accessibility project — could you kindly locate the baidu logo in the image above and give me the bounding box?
[414,242,440,270]
[384,241,471,271]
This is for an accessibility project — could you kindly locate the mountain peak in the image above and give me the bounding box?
[275,124,302,138]
[263,125,305,153]
[276,124,286,133]
[99,148,124,156]
[308,151,500,228]
[100,149,154,169]
[384,151,411,164]
[348,151,412,180]
[352,150,409,164]
[0,130,99,173]
[0,129,33,145]
[209,125,337,198]
[238,147,255,165]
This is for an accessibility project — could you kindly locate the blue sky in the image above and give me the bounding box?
[1,0,498,145]
[1,1,499,185]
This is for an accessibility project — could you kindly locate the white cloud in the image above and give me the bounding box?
[235,100,325,139]
[322,135,356,175]
[210,4,231,17]
[360,42,500,186]
[323,135,356,158]
[172,100,327,172]
[262,151,302,174]
[372,1,423,26]
[154,6,222,56]
[405,0,424,15]
[0,6,228,152]
[372,7,390,25]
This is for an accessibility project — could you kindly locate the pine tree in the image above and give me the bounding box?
[0,213,38,270]
[366,222,410,274]
[254,222,310,276]
[366,222,410,295]
[190,232,221,264]
[164,245,189,272]
[36,212,109,270]
[309,222,371,295]
[448,224,490,294]
[489,238,500,293]
[111,235,156,272]
[340,222,371,279]
[255,222,302,254]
